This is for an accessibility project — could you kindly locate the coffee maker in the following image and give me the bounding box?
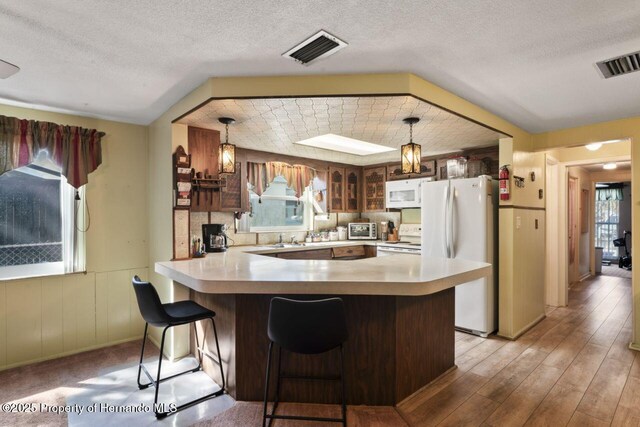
[202,224,228,252]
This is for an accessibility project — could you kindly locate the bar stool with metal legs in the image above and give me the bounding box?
[262,297,348,426]
[132,275,226,418]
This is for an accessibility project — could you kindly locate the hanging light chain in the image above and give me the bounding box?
[225,122,229,145]
[409,121,414,144]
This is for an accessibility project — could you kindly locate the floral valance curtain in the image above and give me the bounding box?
[0,115,104,188]
[596,188,623,201]
[247,161,317,198]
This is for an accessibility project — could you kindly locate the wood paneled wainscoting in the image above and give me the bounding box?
[191,288,455,406]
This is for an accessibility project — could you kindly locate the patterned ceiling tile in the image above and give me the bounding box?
[176,95,504,166]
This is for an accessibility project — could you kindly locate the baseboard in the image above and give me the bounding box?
[629,342,640,352]
[498,312,546,340]
[0,335,144,372]
[579,272,591,282]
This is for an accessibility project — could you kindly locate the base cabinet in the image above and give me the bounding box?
[191,288,455,405]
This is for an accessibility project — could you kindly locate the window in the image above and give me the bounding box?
[595,190,620,260]
[236,175,313,233]
[0,151,85,280]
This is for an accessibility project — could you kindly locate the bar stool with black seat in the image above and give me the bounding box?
[263,297,348,427]
[132,275,226,418]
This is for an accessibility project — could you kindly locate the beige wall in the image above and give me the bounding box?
[0,104,149,370]
[533,118,640,350]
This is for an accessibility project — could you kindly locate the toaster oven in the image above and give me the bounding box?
[347,222,377,240]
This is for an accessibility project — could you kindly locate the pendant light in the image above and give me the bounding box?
[401,117,421,175]
[218,117,236,175]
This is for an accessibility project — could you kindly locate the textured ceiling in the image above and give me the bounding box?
[1,1,640,132]
[176,96,502,165]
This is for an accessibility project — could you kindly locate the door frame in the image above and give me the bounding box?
[545,156,565,306]
[550,155,630,308]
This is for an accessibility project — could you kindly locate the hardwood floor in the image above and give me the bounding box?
[397,273,636,427]
[0,272,636,426]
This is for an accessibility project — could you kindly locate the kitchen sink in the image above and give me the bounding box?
[268,243,306,248]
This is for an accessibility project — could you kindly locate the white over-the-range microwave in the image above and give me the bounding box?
[385,178,423,208]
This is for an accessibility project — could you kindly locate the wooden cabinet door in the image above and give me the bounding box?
[329,167,346,213]
[189,126,220,212]
[345,167,361,212]
[276,248,333,260]
[363,167,386,212]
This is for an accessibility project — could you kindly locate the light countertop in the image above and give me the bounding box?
[155,242,491,296]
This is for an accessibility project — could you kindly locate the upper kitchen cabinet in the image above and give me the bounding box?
[363,166,386,212]
[329,167,346,212]
[345,167,361,212]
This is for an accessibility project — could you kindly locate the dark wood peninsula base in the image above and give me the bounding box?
[191,288,454,406]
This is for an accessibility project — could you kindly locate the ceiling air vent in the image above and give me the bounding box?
[283,30,347,65]
[0,59,20,79]
[596,50,640,78]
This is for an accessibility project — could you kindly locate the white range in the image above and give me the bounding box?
[376,223,422,255]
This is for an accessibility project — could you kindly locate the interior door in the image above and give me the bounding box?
[568,176,578,283]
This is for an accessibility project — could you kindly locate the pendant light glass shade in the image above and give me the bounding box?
[401,142,421,175]
[218,117,236,175]
[219,142,236,174]
[401,117,421,175]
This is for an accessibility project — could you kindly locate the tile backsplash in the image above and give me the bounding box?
[190,210,407,246]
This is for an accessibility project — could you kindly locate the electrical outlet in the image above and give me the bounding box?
[539,189,543,199]
[516,216,521,229]
[535,219,539,229]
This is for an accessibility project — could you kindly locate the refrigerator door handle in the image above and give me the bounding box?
[443,185,449,257]
[448,185,455,258]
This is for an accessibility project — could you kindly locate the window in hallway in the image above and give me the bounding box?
[595,184,622,260]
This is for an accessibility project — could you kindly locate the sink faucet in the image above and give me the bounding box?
[290,235,296,244]
[278,233,284,244]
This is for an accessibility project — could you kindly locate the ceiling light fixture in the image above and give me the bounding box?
[293,133,395,156]
[401,117,421,175]
[603,163,617,170]
[218,117,236,175]
[584,139,626,151]
[0,59,20,79]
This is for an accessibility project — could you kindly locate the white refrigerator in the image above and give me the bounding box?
[421,176,497,337]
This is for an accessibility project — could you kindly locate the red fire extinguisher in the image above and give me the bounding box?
[499,165,510,201]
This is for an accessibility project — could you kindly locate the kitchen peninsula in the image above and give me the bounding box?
[156,243,491,406]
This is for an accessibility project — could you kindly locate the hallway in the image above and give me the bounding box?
[398,272,635,426]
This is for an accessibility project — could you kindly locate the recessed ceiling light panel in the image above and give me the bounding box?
[0,59,20,79]
[585,143,602,151]
[283,30,347,65]
[294,134,395,156]
[603,163,617,170]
